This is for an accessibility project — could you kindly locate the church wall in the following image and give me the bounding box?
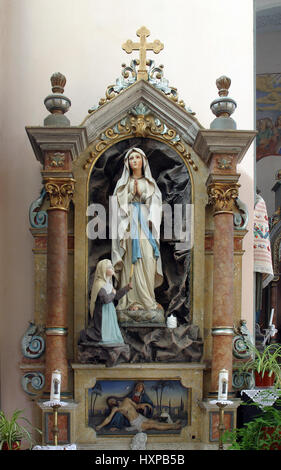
[0,0,254,434]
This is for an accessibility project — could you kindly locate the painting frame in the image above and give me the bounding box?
[86,378,191,437]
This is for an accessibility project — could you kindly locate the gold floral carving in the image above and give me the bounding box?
[84,113,198,171]
[44,178,75,211]
[207,182,240,213]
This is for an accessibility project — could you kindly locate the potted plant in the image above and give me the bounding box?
[235,342,281,388]
[0,409,42,450]
[223,397,281,450]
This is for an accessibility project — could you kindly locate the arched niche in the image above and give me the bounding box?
[72,81,208,359]
[87,137,193,326]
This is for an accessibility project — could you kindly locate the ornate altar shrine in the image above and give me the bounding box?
[21,27,256,448]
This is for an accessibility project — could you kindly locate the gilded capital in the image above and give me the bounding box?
[207,181,240,213]
[44,177,75,211]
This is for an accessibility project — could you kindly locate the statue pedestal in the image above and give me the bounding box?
[117,307,165,326]
[121,324,203,363]
[77,343,130,367]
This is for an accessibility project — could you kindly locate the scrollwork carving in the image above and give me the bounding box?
[21,321,45,359]
[84,106,198,171]
[29,188,48,229]
[88,59,194,114]
[232,371,254,390]
[232,320,253,360]
[233,198,249,230]
[22,372,45,396]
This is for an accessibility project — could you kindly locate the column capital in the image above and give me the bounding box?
[43,177,75,211]
[207,180,240,214]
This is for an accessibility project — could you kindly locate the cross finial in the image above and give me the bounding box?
[122,26,164,80]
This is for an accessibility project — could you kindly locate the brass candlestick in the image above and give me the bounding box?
[216,402,227,450]
[210,399,233,450]
[51,404,61,446]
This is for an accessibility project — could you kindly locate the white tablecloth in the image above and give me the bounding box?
[33,444,77,450]
[241,389,280,408]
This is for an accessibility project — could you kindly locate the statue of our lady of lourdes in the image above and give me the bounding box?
[111,147,165,324]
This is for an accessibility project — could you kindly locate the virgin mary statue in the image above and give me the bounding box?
[111,147,164,323]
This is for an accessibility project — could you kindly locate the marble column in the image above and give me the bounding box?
[44,178,75,396]
[193,75,256,398]
[207,177,240,395]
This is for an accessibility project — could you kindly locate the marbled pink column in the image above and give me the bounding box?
[211,212,234,395]
[45,209,68,395]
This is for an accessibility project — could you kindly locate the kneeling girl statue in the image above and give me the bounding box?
[88,259,131,345]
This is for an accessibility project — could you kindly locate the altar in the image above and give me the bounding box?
[22,27,256,448]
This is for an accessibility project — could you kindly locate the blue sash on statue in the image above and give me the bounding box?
[131,202,160,264]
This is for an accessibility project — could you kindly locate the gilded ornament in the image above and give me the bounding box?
[44,177,75,211]
[84,108,198,171]
[122,26,164,81]
[207,182,240,213]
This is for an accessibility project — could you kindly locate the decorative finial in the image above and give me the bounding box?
[44,72,71,127]
[122,27,164,81]
[210,75,237,130]
[50,72,66,94]
[216,76,231,97]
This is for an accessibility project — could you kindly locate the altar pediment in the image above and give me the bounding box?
[82,78,204,148]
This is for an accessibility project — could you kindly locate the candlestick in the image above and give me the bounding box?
[42,399,68,447]
[210,399,233,450]
[50,369,61,403]
[217,402,227,450]
[218,369,228,401]
[51,403,61,446]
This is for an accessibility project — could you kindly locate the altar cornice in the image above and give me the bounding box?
[193,129,257,165]
[25,126,89,165]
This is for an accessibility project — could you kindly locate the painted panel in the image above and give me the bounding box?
[88,379,190,436]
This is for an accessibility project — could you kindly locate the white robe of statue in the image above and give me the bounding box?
[111,147,163,313]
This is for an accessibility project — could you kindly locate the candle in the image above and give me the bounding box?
[269,308,274,326]
[167,314,177,329]
[218,369,228,401]
[50,370,61,403]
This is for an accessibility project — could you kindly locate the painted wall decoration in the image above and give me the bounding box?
[88,379,190,435]
[256,73,281,161]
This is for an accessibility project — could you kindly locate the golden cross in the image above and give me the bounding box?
[122,26,164,80]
